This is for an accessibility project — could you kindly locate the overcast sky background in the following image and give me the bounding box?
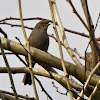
[0,0,100,100]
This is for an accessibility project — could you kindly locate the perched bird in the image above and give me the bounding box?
[23,20,50,85]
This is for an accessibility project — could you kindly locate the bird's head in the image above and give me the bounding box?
[35,20,50,30]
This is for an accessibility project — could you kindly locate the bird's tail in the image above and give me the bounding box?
[23,73,32,85]
[22,61,35,85]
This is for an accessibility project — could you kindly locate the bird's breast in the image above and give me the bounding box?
[28,31,49,52]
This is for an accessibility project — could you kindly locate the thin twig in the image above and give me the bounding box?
[0,17,88,39]
[0,67,87,100]
[66,0,89,31]
[64,28,89,39]
[15,54,27,66]
[88,79,100,100]
[49,0,74,99]
[80,0,99,67]
[0,51,28,66]
[1,37,100,87]
[52,82,67,95]
[85,0,100,55]
[77,61,100,100]
[0,90,34,100]
[15,37,35,61]
[54,1,83,68]
[34,76,53,100]
[0,21,33,30]
[0,47,51,99]
[52,81,86,100]
[0,26,28,67]
[0,28,8,38]
[0,39,18,99]
[72,48,84,60]
[1,17,100,41]
[0,22,89,40]
[0,17,48,22]
[51,0,83,69]
[18,0,38,99]
[94,13,100,31]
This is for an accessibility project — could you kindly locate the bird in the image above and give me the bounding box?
[23,20,50,85]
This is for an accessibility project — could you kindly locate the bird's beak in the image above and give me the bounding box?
[45,21,50,25]
[45,21,50,28]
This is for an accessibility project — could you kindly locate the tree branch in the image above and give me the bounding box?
[0,67,92,99]
[0,37,100,87]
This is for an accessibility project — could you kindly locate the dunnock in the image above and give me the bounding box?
[23,20,50,85]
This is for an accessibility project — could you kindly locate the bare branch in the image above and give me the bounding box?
[1,17,100,41]
[0,37,100,87]
[0,39,18,99]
